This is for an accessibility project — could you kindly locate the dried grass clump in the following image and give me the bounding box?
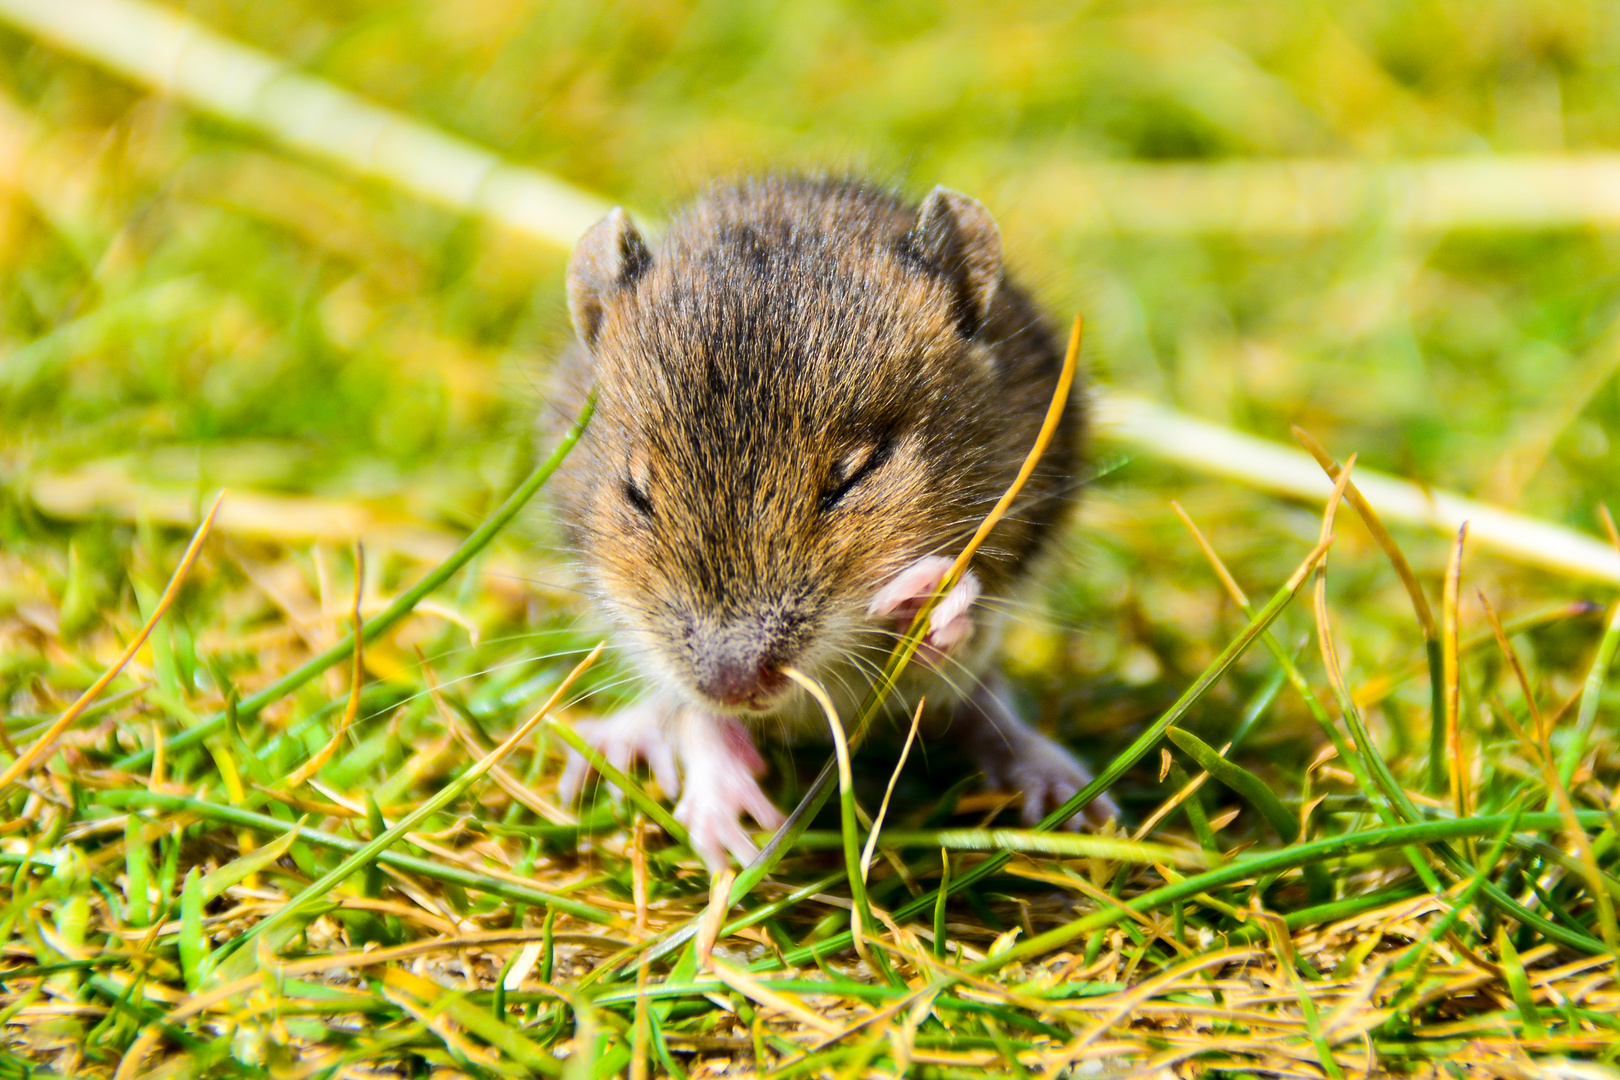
[3,379,1618,1077]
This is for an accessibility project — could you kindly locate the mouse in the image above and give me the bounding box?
[547,174,1118,871]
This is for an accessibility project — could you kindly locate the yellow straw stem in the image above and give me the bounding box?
[939,314,1082,595]
[285,541,366,789]
[0,491,224,792]
[1442,523,1470,822]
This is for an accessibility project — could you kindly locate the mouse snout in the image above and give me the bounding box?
[694,652,788,710]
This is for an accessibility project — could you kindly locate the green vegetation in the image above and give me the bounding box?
[2,2,1619,1076]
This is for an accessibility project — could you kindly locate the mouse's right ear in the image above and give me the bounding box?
[567,208,652,349]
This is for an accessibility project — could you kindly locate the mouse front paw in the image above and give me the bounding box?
[867,555,982,658]
[673,714,787,871]
[556,700,681,805]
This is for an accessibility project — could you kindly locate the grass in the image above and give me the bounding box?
[3,1,1620,1076]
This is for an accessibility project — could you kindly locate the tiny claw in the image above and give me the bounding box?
[676,796,765,871]
[674,713,784,871]
[556,704,681,804]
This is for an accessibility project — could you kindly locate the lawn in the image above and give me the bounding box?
[2,2,1619,1076]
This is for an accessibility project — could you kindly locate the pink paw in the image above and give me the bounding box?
[557,701,681,804]
[868,555,981,656]
[673,714,786,871]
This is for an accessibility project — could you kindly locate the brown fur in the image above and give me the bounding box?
[549,174,1081,727]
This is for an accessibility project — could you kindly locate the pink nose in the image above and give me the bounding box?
[698,660,786,707]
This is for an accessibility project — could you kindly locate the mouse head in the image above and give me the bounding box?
[559,179,1039,714]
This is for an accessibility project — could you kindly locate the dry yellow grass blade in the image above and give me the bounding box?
[1309,454,1361,721]
[861,699,925,882]
[283,543,365,789]
[942,314,1082,592]
[1443,523,1470,823]
[707,958,841,1037]
[431,684,575,827]
[0,492,222,792]
[1292,426,1437,640]
[158,929,575,1025]
[1046,947,1258,1068]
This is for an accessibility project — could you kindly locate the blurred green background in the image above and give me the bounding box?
[2,0,1618,748]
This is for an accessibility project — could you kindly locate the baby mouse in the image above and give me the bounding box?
[549,174,1117,871]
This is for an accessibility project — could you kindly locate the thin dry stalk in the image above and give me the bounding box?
[1443,524,1470,822]
[1291,426,1437,639]
[1479,592,1620,953]
[284,542,365,788]
[0,492,222,791]
[861,698,925,883]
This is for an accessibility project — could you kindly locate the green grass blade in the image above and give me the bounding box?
[123,814,151,928]
[794,828,1207,867]
[210,644,605,983]
[971,810,1613,973]
[1167,728,1297,842]
[110,390,596,773]
[1166,761,1222,864]
[1392,803,1524,979]
[1167,727,1331,901]
[1497,927,1547,1038]
[1558,599,1620,793]
[100,790,618,925]
[178,867,211,992]
[197,823,300,903]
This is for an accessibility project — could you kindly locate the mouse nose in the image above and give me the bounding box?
[696,656,788,709]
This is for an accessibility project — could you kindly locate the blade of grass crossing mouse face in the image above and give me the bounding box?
[707,318,1088,921]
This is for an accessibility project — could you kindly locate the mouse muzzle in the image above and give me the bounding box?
[683,621,803,712]
[694,657,788,711]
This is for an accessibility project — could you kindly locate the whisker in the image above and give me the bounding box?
[845,634,991,707]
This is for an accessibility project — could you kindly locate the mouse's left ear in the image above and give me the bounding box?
[907,186,1002,337]
[568,207,652,349]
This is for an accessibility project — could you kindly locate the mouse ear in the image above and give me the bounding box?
[567,208,652,348]
[907,186,1002,337]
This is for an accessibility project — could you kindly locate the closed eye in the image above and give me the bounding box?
[623,478,654,517]
[820,436,895,512]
